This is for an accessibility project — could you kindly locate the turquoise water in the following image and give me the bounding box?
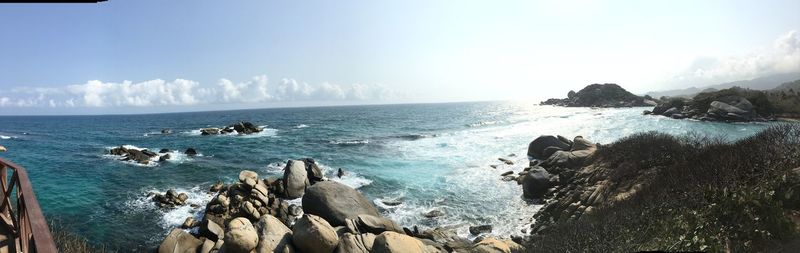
[0,102,778,251]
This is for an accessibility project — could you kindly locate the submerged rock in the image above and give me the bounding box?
[469,225,493,235]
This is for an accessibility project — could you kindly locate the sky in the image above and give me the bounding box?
[0,0,798,115]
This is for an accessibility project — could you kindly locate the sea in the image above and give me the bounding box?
[0,101,780,251]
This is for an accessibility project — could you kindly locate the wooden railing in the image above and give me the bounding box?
[0,158,57,253]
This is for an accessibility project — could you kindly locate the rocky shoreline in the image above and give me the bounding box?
[155,158,524,253]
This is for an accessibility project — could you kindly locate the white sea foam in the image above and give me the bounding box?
[0,135,14,140]
[467,121,499,127]
[295,124,309,128]
[183,126,278,138]
[103,145,201,166]
[125,186,214,230]
[329,139,370,145]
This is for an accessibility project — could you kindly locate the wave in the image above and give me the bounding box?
[329,139,370,145]
[103,145,202,167]
[124,186,214,231]
[0,135,15,140]
[294,124,309,129]
[183,126,278,138]
[261,161,372,190]
[392,134,438,140]
[467,121,499,127]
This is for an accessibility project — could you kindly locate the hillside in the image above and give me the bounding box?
[521,125,800,252]
[646,72,800,98]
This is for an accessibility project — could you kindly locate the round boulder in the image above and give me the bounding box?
[222,217,259,253]
[302,181,380,226]
[255,215,296,253]
[522,167,552,199]
[292,214,339,253]
[283,160,310,199]
[527,135,571,160]
[372,231,426,253]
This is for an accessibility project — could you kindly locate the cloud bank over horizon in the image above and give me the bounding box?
[665,30,800,87]
[0,75,400,110]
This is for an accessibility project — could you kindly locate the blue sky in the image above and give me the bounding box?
[1,0,799,115]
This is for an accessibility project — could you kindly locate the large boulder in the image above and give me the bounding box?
[222,217,259,253]
[355,214,404,234]
[527,135,571,160]
[522,167,551,199]
[372,231,427,253]
[471,237,511,253]
[255,215,296,253]
[283,160,310,199]
[158,228,203,253]
[337,233,374,253]
[302,181,380,226]
[542,136,597,168]
[292,214,339,253]
[300,158,325,183]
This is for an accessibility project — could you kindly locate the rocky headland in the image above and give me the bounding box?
[509,124,800,251]
[646,83,800,122]
[540,83,655,108]
[156,158,524,253]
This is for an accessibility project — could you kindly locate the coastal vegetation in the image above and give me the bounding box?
[518,124,800,252]
[540,83,655,108]
[647,79,800,121]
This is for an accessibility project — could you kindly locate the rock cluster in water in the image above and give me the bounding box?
[108,146,197,165]
[540,83,655,108]
[157,158,525,253]
[644,87,773,122]
[201,121,263,135]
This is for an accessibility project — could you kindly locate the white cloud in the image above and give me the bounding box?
[0,75,396,109]
[668,30,800,86]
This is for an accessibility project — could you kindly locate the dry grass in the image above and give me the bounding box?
[49,219,109,253]
[526,124,800,252]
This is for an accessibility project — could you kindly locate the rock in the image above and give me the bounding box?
[239,170,259,188]
[423,209,445,218]
[468,225,492,235]
[161,128,172,134]
[498,158,514,165]
[302,181,380,226]
[501,176,516,182]
[158,154,171,162]
[222,217,259,253]
[300,158,325,183]
[337,233,371,253]
[471,237,510,253]
[356,214,405,234]
[337,168,346,178]
[527,136,571,159]
[255,215,296,253]
[662,107,679,116]
[540,83,650,107]
[152,189,189,208]
[542,146,562,160]
[181,217,196,228]
[500,171,513,176]
[372,231,427,253]
[199,219,225,242]
[242,201,261,220]
[292,214,339,253]
[283,160,310,199]
[210,181,224,192]
[381,199,402,206]
[201,128,220,135]
[185,148,198,156]
[158,228,203,253]
[522,167,551,199]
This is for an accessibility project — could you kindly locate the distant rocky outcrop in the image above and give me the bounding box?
[541,83,654,107]
[109,146,168,165]
[645,87,773,122]
[200,121,263,135]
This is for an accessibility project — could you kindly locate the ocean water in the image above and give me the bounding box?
[0,102,779,251]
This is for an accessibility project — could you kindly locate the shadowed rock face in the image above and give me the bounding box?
[541,83,652,108]
[301,181,380,227]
